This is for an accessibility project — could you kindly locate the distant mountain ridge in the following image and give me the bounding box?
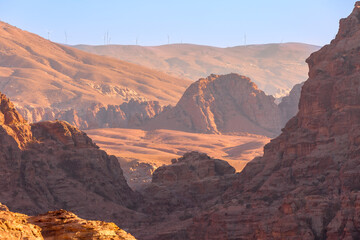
[0,21,190,110]
[74,42,319,97]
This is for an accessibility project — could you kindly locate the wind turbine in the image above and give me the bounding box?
[104,31,110,45]
[64,31,68,44]
[47,30,52,41]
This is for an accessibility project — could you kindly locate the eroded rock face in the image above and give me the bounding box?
[146,73,282,137]
[17,99,164,130]
[0,203,136,240]
[185,3,360,239]
[0,92,141,230]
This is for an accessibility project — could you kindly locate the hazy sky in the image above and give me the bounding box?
[0,0,355,47]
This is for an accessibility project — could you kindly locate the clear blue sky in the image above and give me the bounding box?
[0,0,355,47]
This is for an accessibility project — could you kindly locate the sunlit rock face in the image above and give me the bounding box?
[145,73,282,137]
[0,203,136,240]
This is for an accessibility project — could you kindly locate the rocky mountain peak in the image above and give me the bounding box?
[335,1,360,42]
[0,92,32,149]
[0,93,26,125]
[146,73,282,137]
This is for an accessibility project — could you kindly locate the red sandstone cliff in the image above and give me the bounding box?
[0,92,142,231]
[183,2,360,239]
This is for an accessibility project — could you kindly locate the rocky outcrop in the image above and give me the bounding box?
[29,209,136,240]
[17,99,164,130]
[0,203,136,240]
[130,152,237,239]
[145,151,236,212]
[152,152,235,184]
[183,3,360,239]
[0,203,43,240]
[145,73,282,137]
[0,91,141,230]
[278,82,304,125]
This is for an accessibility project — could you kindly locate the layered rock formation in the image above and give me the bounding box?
[0,203,136,240]
[0,91,141,230]
[145,73,282,137]
[17,99,164,130]
[182,3,360,239]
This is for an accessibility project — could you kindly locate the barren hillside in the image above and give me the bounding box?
[0,21,190,110]
[75,42,319,97]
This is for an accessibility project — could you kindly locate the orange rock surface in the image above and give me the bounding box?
[0,203,136,240]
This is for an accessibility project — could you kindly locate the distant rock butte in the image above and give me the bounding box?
[0,203,136,240]
[145,73,283,137]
